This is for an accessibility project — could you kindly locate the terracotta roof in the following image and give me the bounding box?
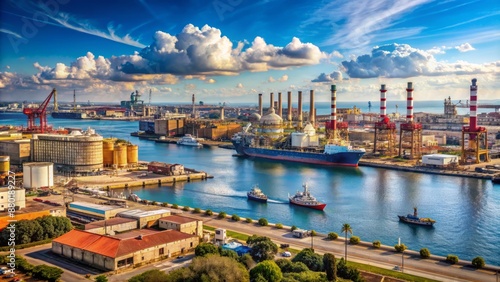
[160,215,198,224]
[53,229,197,259]
[84,217,137,230]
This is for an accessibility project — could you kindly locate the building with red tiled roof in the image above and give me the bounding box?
[52,229,199,271]
[159,215,203,237]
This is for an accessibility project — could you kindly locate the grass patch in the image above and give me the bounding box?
[204,225,250,242]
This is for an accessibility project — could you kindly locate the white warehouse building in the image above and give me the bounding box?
[23,162,54,189]
[421,154,459,167]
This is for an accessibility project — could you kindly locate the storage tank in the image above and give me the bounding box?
[127,145,139,166]
[0,156,10,176]
[103,140,114,166]
[23,162,54,189]
[113,144,128,168]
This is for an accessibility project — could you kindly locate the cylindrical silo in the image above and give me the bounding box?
[127,144,139,166]
[103,140,115,166]
[23,162,54,189]
[0,156,10,176]
[113,144,128,168]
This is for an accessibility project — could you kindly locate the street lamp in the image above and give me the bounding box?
[309,230,314,250]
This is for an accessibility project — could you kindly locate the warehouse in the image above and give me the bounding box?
[68,201,127,221]
[421,154,459,168]
[84,217,138,235]
[52,229,199,271]
[159,215,203,237]
[117,209,171,228]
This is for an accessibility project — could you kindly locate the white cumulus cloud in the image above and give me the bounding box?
[312,71,343,82]
[455,43,475,52]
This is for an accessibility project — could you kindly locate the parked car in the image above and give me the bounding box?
[281,251,291,257]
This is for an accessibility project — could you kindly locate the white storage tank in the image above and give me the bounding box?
[23,162,54,189]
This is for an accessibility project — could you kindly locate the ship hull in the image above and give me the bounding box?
[398,216,434,226]
[289,199,326,211]
[247,194,268,203]
[51,112,87,119]
[233,142,364,167]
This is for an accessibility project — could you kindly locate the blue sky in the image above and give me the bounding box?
[0,0,499,104]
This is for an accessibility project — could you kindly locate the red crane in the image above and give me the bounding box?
[23,88,56,133]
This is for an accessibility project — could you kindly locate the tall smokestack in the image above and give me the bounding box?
[191,94,195,118]
[278,92,282,118]
[309,90,315,125]
[330,85,337,131]
[380,85,387,120]
[470,78,478,132]
[220,106,225,121]
[270,92,274,110]
[258,93,263,116]
[406,82,414,122]
[287,91,292,122]
[298,91,303,128]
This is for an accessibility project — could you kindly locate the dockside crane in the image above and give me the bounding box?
[23,88,56,133]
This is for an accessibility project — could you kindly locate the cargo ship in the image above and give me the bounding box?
[289,183,326,210]
[51,111,87,119]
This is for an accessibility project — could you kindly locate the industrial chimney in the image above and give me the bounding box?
[287,91,292,123]
[330,85,337,131]
[406,82,414,122]
[309,90,315,125]
[258,93,263,116]
[380,85,387,120]
[298,91,303,128]
[278,92,282,118]
[270,92,274,110]
[191,94,196,118]
[470,78,478,134]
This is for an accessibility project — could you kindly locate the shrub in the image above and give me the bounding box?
[420,248,431,258]
[327,232,338,240]
[372,240,381,248]
[394,244,407,253]
[291,225,298,231]
[193,207,201,213]
[246,217,253,223]
[182,206,190,211]
[161,202,168,207]
[446,254,459,264]
[471,256,485,269]
[231,214,240,221]
[258,218,269,226]
[205,209,213,216]
[310,230,317,236]
[151,201,157,206]
[275,223,283,229]
[171,203,179,209]
[31,264,64,281]
[217,212,227,219]
[95,275,108,282]
[349,236,360,245]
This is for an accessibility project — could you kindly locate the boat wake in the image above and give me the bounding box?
[267,199,288,204]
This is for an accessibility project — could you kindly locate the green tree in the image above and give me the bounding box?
[373,240,381,248]
[275,259,309,273]
[341,223,353,261]
[327,232,338,240]
[250,260,283,282]
[247,235,278,263]
[446,254,459,264]
[195,242,219,257]
[258,218,268,226]
[419,248,430,258]
[292,248,324,271]
[205,209,213,216]
[472,256,485,269]
[231,214,240,221]
[128,269,169,282]
[31,264,64,282]
[350,236,360,245]
[95,274,108,282]
[394,244,407,253]
[218,211,227,219]
[220,249,239,260]
[323,253,336,281]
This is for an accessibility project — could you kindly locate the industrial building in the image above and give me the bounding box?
[31,129,103,172]
[159,215,203,237]
[0,139,31,165]
[117,209,171,228]
[52,229,199,271]
[422,154,459,168]
[67,201,128,221]
[23,162,54,189]
[0,187,25,211]
[147,162,185,176]
[84,217,138,235]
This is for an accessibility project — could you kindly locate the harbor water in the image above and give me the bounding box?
[1,113,499,266]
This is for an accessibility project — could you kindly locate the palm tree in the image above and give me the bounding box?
[341,223,353,261]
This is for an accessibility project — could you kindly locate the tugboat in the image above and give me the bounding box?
[177,134,202,147]
[289,183,326,211]
[398,207,436,226]
[247,185,268,203]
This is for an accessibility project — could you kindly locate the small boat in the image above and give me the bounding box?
[289,183,326,211]
[398,207,435,226]
[177,134,202,147]
[247,185,268,203]
[492,174,500,184]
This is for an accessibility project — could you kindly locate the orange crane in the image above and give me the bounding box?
[23,88,56,133]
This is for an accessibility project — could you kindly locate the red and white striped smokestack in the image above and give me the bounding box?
[406,82,414,122]
[470,78,478,131]
[380,84,387,120]
[330,85,337,131]
[258,93,263,116]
